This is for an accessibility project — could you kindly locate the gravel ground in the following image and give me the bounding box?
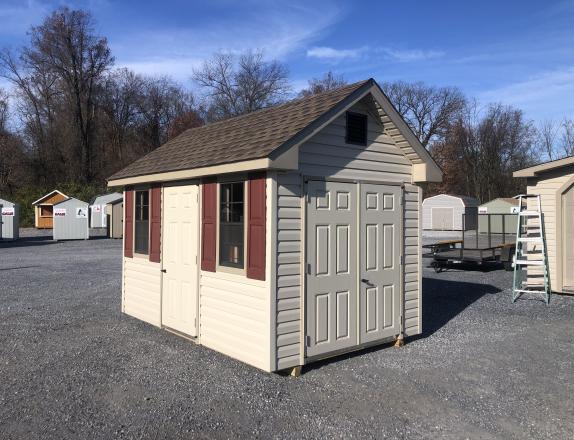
[0,231,573,439]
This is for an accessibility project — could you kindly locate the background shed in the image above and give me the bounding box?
[422,194,479,231]
[478,198,519,234]
[32,190,68,229]
[90,193,122,228]
[0,198,19,240]
[105,198,123,238]
[53,197,89,240]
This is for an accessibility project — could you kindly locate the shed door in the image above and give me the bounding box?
[306,180,358,357]
[432,207,453,230]
[161,184,199,336]
[563,184,574,288]
[359,184,401,343]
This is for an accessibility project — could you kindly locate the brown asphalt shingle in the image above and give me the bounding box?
[108,80,370,181]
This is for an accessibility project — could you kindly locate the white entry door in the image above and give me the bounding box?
[359,183,402,343]
[161,184,199,336]
[306,180,358,357]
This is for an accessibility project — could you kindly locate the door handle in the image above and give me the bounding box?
[161,269,166,273]
[361,278,373,285]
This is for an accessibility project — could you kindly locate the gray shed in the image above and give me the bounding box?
[53,197,89,240]
[0,198,19,240]
[478,198,519,234]
[90,193,122,228]
[105,197,123,239]
[422,194,479,231]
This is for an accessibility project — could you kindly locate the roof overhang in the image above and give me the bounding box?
[513,155,574,177]
[32,189,69,205]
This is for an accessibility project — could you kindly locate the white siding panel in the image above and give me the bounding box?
[123,257,161,327]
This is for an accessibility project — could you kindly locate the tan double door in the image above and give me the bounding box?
[306,180,402,358]
[161,183,199,336]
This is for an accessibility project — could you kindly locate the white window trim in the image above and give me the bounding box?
[215,179,248,276]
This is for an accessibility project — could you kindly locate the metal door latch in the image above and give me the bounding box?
[161,269,166,273]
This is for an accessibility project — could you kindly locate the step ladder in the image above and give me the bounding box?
[512,194,550,304]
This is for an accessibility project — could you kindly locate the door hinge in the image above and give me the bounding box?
[400,255,404,265]
[307,263,311,274]
[306,335,312,347]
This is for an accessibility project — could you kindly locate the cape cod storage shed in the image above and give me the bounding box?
[422,194,479,231]
[90,193,122,228]
[0,198,19,240]
[108,79,442,373]
[478,198,519,234]
[32,190,68,229]
[106,197,123,238]
[52,197,89,240]
[514,156,574,294]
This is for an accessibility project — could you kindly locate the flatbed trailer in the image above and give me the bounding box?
[423,213,516,272]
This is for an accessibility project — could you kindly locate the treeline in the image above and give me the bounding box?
[0,7,564,225]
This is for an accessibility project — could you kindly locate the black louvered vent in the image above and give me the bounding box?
[345,112,367,145]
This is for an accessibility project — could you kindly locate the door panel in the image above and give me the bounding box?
[359,184,401,344]
[161,184,199,336]
[306,180,358,357]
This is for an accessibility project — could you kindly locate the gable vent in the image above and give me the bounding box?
[345,112,368,145]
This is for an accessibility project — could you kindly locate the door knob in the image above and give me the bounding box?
[161,269,166,273]
[361,278,371,284]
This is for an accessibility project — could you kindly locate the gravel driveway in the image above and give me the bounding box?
[0,232,573,439]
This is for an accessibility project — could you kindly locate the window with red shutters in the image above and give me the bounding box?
[149,185,161,263]
[124,188,134,258]
[201,179,217,272]
[246,172,266,280]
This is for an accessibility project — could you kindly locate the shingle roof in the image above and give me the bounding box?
[109,80,371,181]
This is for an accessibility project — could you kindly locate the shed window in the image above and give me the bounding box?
[346,112,367,145]
[219,182,244,269]
[134,190,149,254]
[40,206,52,217]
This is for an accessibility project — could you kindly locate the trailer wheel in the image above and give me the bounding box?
[432,262,443,273]
[503,261,513,271]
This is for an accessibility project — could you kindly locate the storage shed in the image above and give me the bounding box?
[108,79,442,373]
[478,198,520,234]
[32,190,68,229]
[0,198,19,240]
[52,197,89,240]
[422,194,479,231]
[90,192,122,228]
[514,156,574,294]
[106,197,123,239]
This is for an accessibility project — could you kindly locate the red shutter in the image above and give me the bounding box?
[124,188,134,258]
[149,185,161,263]
[201,179,217,272]
[247,172,266,280]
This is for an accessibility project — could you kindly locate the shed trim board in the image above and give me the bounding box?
[111,80,438,372]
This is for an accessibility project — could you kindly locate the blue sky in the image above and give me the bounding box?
[1,0,573,122]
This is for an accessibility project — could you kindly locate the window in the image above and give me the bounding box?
[219,182,244,268]
[134,190,149,254]
[40,206,52,217]
[346,112,367,145]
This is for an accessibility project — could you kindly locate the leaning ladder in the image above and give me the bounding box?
[512,194,550,304]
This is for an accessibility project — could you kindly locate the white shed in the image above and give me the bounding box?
[422,194,479,231]
[0,197,19,240]
[107,79,442,373]
[90,192,122,228]
[53,198,89,240]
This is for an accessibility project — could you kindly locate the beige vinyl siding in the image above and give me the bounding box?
[526,170,574,291]
[275,172,303,370]
[404,184,422,335]
[199,271,270,370]
[273,100,424,370]
[123,257,162,326]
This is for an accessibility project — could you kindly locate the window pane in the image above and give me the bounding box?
[134,190,149,254]
[219,182,245,268]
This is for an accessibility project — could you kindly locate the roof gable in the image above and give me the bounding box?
[514,155,574,177]
[108,78,442,185]
[32,190,69,206]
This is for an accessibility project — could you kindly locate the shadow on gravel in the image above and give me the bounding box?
[421,277,500,338]
[0,236,57,248]
[303,277,501,373]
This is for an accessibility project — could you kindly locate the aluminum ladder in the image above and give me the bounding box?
[512,194,550,304]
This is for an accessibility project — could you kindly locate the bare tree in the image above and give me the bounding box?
[382,81,466,148]
[298,71,346,97]
[536,119,559,160]
[194,50,290,121]
[561,118,574,157]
